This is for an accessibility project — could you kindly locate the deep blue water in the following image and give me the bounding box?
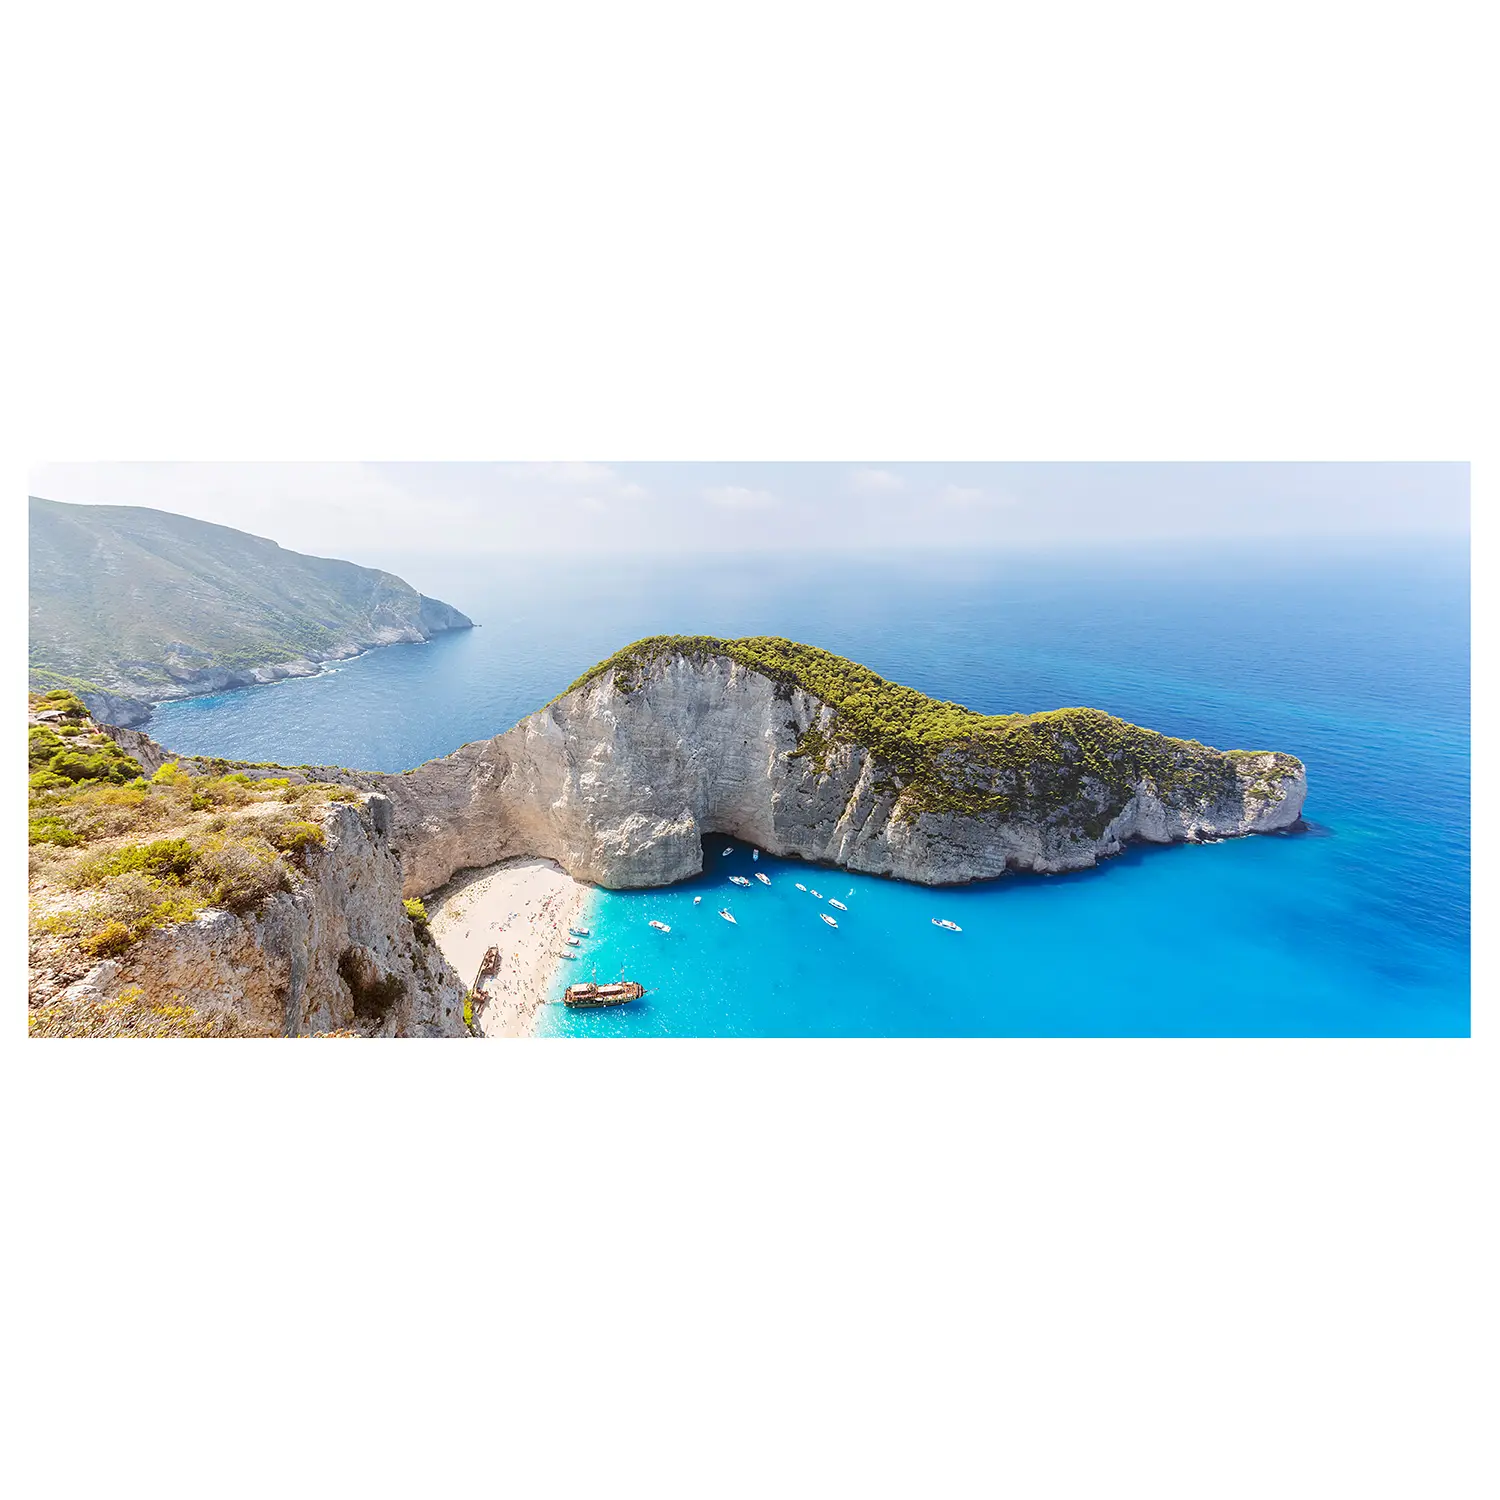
[150,540,1470,1036]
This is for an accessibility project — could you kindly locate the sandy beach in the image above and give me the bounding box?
[427,857,594,1036]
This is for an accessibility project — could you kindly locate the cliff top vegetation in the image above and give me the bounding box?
[27,693,362,1034]
[564,635,1302,823]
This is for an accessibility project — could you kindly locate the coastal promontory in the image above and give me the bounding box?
[28,496,473,726]
[353,636,1308,892]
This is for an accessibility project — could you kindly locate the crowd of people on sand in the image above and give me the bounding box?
[449,877,585,1035]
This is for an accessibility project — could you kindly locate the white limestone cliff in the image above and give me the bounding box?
[355,652,1307,894]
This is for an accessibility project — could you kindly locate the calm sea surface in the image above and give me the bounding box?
[150,541,1470,1036]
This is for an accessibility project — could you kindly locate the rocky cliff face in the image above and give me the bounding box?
[354,649,1307,894]
[50,798,468,1037]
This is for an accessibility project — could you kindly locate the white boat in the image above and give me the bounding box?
[569,926,590,937]
[648,920,671,933]
[755,873,771,886]
[931,918,962,933]
[810,890,823,900]
[821,913,838,928]
[718,908,737,924]
[828,898,847,910]
[729,875,751,887]
[721,847,733,856]
[693,896,702,905]
[565,935,581,946]
[795,883,807,892]
[753,849,759,860]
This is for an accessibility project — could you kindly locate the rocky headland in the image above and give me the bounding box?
[101,636,1307,899]
[28,496,473,727]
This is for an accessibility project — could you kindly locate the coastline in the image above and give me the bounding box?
[427,857,594,1037]
[68,628,474,730]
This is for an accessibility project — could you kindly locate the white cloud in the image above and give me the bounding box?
[939,484,988,507]
[704,485,779,510]
[518,462,629,489]
[849,467,904,493]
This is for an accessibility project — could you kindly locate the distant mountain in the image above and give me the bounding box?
[28,497,473,726]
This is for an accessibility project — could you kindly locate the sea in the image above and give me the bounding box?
[150,540,1470,1037]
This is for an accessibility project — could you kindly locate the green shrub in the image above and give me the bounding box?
[29,816,81,847]
[38,689,88,715]
[40,739,142,786]
[403,897,431,939]
[190,834,291,911]
[267,820,325,860]
[70,837,197,888]
[81,921,135,959]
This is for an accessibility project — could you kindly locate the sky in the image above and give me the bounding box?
[28,462,1469,569]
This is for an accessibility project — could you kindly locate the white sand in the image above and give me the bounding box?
[427,857,594,1037]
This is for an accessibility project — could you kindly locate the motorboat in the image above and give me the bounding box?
[569,926,590,937]
[648,920,671,933]
[810,890,823,900]
[828,898,847,910]
[821,913,838,929]
[564,935,581,946]
[718,908,737,924]
[752,849,759,860]
[721,847,733,856]
[729,875,751,887]
[931,918,962,933]
[795,883,807,892]
[755,873,771,886]
[693,896,702,905]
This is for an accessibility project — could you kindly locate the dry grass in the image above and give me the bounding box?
[27,703,365,1033]
[28,986,275,1038]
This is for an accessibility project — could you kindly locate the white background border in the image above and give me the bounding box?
[5,4,1488,1497]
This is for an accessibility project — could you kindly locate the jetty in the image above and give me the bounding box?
[564,979,646,1009]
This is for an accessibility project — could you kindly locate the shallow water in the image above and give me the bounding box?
[149,540,1470,1036]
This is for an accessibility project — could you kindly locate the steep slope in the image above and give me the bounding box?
[29,496,473,725]
[28,691,466,1037]
[350,636,1308,891]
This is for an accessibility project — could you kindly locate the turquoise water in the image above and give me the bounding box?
[150,541,1470,1036]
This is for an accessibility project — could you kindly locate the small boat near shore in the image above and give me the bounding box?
[828,898,847,910]
[932,918,962,933]
[729,875,751,887]
[755,872,771,886]
[821,913,838,928]
[719,908,737,924]
[648,919,671,933]
[753,849,759,860]
[569,926,590,937]
[721,847,733,856]
[795,883,807,892]
[564,935,581,946]
[693,895,702,905]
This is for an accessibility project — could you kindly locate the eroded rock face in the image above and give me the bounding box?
[56,799,467,1037]
[359,654,1308,893]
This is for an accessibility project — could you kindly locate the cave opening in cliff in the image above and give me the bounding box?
[338,949,405,1023]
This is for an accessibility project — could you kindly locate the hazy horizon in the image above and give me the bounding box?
[29,462,1468,577]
